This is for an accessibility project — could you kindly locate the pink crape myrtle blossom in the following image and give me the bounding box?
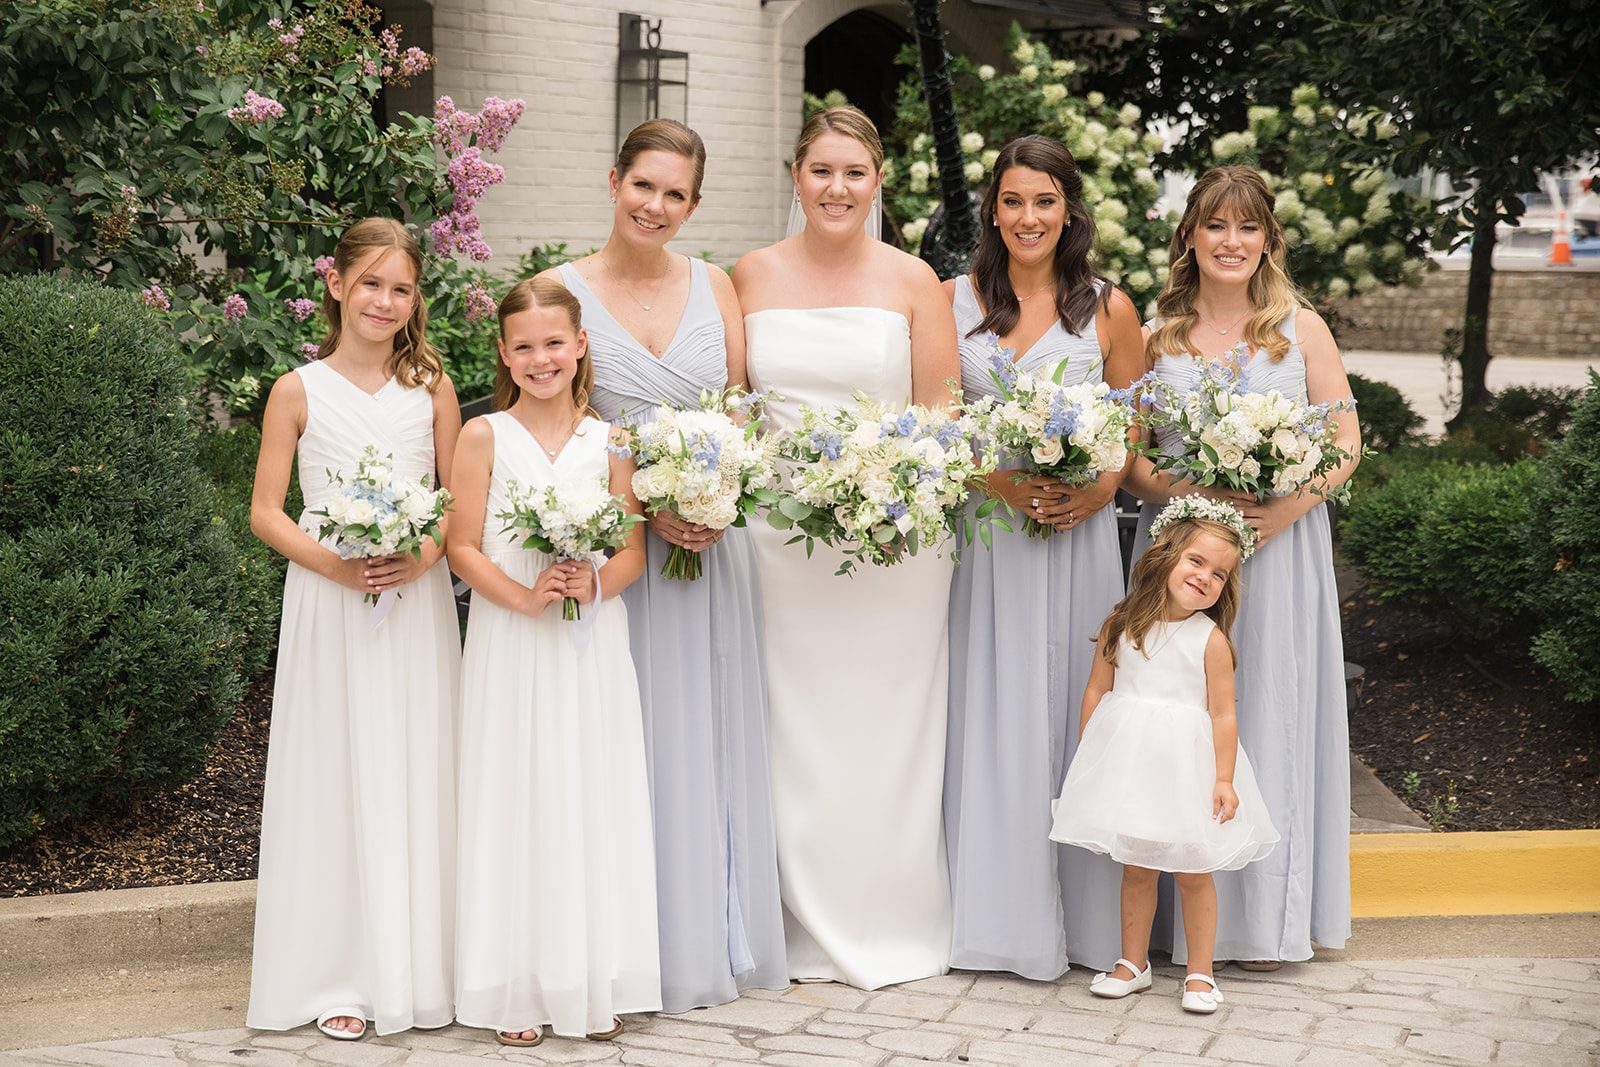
[301,343,322,361]
[228,89,286,124]
[313,255,335,279]
[398,48,433,78]
[222,293,248,323]
[286,297,318,322]
[463,283,498,324]
[140,284,171,312]
[429,95,526,260]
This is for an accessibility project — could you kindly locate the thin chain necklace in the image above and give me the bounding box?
[600,254,670,312]
[515,412,571,459]
[1012,279,1053,301]
[1198,307,1250,336]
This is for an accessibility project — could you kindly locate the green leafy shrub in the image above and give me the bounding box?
[1524,372,1600,704]
[193,423,300,681]
[1347,372,1423,453]
[0,274,245,846]
[1340,459,1539,639]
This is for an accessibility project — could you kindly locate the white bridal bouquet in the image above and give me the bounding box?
[310,446,453,626]
[770,395,995,575]
[1133,344,1357,503]
[967,334,1135,538]
[499,477,641,620]
[627,388,781,581]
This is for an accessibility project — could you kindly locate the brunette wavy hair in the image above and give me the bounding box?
[1099,516,1246,669]
[314,217,443,391]
[970,135,1109,339]
[1147,165,1303,364]
[493,276,596,428]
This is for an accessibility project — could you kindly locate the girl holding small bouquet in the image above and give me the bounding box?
[247,218,462,1040]
[942,135,1143,980]
[1050,497,1278,1014]
[1123,165,1361,970]
[447,276,659,1045]
[545,120,786,1011]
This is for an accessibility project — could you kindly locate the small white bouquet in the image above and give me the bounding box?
[770,395,995,576]
[310,446,453,626]
[498,477,642,620]
[1133,344,1357,503]
[627,388,781,581]
[967,333,1135,538]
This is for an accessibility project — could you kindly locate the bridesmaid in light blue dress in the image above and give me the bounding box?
[944,136,1144,979]
[544,120,786,1011]
[1125,165,1360,969]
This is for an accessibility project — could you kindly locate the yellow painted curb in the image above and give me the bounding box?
[1351,829,1600,918]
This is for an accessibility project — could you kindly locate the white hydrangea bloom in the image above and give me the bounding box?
[1350,168,1385,195]
[961,131,984,154]
[1337,216,1361,241]
[1212,130,1256,160]
[1354,271,1379,293]
[1148,248,1169,268]
[1041,82,1067,104]
[1141,132,1165,154]
[978,64,997,81]
[1293,104,1317,126]
[1274,188,1305,226]
[1098,218,1126,245]
[1053,58,1074,76]
[1086,91,1105,108]
[909,159,931,193]
[1019,64,1038,82]
[1247,105,1279,127]
[1121,235,1144,257]
[1363,190,1392,225]
[981,148,999,170]
[1099,197,1129,222]
[1127,269,1153,292]
[964,160,984,182]
[1292,83,1320,107]
[1118,102,1142,125]
[1343,243,1371,270]
[1012,39,1036,64]
[1298,171,1327,199]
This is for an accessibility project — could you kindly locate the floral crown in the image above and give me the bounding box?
[1148,495,1256,560]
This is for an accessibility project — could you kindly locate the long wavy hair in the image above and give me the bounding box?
[1148,165,1302,364]
[970,135,1108,339]
[1100,517,1245,669]
[493,276,596,429]
[315,217,443,391]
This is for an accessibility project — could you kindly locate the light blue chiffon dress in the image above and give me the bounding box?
[945,277,1128,978]
[1136,312,1352,964]
[560,259,788,1011]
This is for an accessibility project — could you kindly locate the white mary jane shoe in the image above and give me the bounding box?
[1181,973,1224,1013]
[1089,957,1153,998]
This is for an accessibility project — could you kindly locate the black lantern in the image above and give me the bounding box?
[616,14,688,153]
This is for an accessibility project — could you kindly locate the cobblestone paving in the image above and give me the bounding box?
[5,959,1597,1067]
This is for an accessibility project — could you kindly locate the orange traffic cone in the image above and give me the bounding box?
[1551,209,1573,265]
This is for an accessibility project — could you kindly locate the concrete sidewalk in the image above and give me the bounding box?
[1341,350,1598,438]
[4,941,1598,1067]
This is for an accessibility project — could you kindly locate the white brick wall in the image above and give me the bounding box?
[430,0,880,270]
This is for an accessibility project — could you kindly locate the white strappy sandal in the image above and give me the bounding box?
[1181,972,1224,1013]
[1088,957,1152,998]
[316,1008,367,1041]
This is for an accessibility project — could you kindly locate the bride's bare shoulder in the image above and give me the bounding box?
[875,241,943,291]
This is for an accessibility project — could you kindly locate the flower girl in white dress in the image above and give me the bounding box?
[1050,497,1278,1014]
[248,218,461,1040]
[447,277,659,1045]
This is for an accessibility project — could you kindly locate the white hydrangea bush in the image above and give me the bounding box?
[883,24,1175,313]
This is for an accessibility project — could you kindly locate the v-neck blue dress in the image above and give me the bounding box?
[1135,312,1351,964]
[944,276,1128,978]
[559,259,787,1011]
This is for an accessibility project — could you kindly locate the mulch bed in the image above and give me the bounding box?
[1343,585,1600,832]
[2,585,1597,897]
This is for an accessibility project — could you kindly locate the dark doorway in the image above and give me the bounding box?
[804,10,912,139]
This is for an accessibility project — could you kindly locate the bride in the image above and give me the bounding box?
[731,106,960,990]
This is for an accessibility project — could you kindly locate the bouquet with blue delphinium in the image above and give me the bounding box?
[966,332,1136,538]
[1132,342,1357,503]
[499,477,642,620]
[769,394,996,575]
[626,387,781,581]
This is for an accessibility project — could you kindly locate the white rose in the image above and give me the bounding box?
[344,497,377,526]
[1216,444,1246,469]
[1240,456,1261,478]
[1031,437,1066,465]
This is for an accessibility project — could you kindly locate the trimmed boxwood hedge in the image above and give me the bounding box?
[0,274,245,846]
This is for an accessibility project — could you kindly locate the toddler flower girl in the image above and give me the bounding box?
[1050,495,1278,1013]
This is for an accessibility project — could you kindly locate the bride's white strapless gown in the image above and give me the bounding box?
[744,307,954,990]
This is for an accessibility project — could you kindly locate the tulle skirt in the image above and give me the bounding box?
[1050,693,1279,874]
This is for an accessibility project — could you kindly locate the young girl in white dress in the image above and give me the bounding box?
[248,218,462,1040]
[447,276,659,1046]
[1050,496,1278,1014]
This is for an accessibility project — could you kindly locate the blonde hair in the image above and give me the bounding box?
[493,277,596,428]
[616,119,707,202]
[316,217,443,391]
[1147,166,1302,365]
[1100,517,1245,669]
[794,105,884,172]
